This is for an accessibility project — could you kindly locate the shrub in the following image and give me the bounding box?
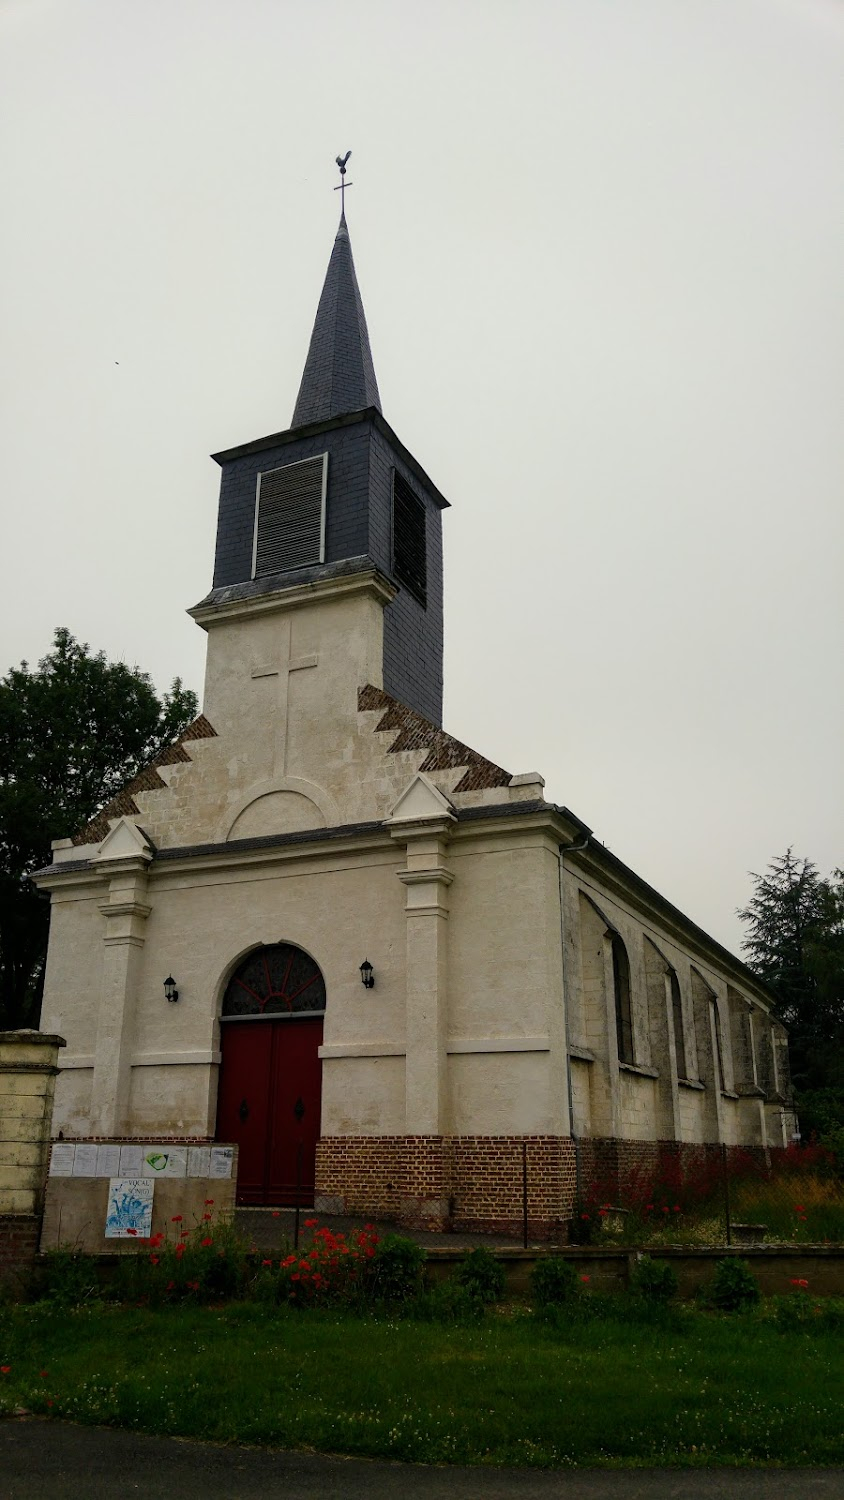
[454,1247,505,1305]
[413,1278,486,1325]
[630,1255,677,1303]
[367,1234,427,1305]
[707,1257,760,1312]
[38,1249,101,1306]
[531,1255,579,1307]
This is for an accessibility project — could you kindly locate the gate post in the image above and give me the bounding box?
[0,1029,66,1291]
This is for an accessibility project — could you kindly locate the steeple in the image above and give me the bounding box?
[291,212,381,427]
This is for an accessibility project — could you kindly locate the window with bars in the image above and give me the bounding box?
[611,932,634,1065]
[392,470,427,606]
[253,453,327,578]
[669,969,688,1080]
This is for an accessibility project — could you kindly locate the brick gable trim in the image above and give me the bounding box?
[72,715,217,846]
[358,684,510,793]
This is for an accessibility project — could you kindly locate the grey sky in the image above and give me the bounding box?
[1,0,842,955]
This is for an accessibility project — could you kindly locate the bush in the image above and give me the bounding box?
[38,1249,101,1306]
[707,1257,760,1312]
[413,1278,487,1325]
[454,1247,505,1304]
[367,1234,427,1304]
[531,1255,579,1308]
[630,1255,677,1303]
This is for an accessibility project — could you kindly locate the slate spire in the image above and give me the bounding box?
[291,212,382,427]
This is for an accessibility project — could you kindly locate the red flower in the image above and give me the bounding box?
[187,1280,199,1291]
[202,1213,212,1221]
[673,1205,681,1212]
[39,1370,48,1378]
[150,1256,160,1266]
[304,1218,318,1228]
[204,1198,214,1206]
[645,1204,654,1212]
[291,1273,300,1281]
[271,1211,280,1218]
[46,1399,54,1408]
[1,1366,10,1374]
[580,1213,590,1220]
[790,1278,809,1289]
[166,1281,175,1291]
[201,1237,213,1247]
[171,1215,183,1223]
[794,1205,805,1214]
[262,1259,272,1267]
[580,1275,591,1283]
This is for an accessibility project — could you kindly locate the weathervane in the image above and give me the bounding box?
[334,151,352,214]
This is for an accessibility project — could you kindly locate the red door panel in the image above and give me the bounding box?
[217,1018,323,1206]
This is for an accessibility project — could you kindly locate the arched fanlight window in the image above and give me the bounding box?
[611,932,634,1065]
[669,970,688,1080]
[222,944,326,1019]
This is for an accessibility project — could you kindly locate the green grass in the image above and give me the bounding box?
[1,1299,843,1467]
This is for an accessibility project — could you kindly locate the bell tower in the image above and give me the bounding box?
[195,174,448,727]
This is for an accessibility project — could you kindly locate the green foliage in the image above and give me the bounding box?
[737,851,844,1098]
[0,627,197,1027]
[630,1255,677,1303]
[413,1278,487,1324]
[37,1249,101,1307]
[530,1255,579,1307]
[706,1257,760,1312]
[368,1234,427,1304]
[453,1246,506,1304]
[113,1211,249,1305]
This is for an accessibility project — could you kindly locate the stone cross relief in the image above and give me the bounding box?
[250,617,318,776]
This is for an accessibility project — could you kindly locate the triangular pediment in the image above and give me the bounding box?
[91,817,153,864]
[386,772,455,825]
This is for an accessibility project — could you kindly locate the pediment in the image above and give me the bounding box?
[386,772,456,825]
[91,817,153,864]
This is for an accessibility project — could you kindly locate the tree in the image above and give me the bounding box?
[0,628,197,1030]
[738,851,844,1127]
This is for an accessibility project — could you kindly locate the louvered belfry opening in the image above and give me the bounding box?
[253,453,327,578]
[392,470,427,607]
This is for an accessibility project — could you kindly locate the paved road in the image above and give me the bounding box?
[1,1420,841,1500]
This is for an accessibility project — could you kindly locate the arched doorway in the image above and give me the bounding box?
[216,944,325,1206]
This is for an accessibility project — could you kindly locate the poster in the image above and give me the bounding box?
[95,1144,121,1178]
[141,1145,188,1178]
[118,1143,144,1175]
[49,1143,76,1176]
[209,1146,234,1179]
[104,1178,154,1239]
[72,1143,99,1176]
[187,1145,211,1177]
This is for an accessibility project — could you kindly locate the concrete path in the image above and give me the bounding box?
[1,1420,841,1500]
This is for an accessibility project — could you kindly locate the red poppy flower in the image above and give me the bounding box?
[580,1275,591,1283]
[171,1215,183,1223]
[580,1213,590,1220]
[204,1199,214,1206]
[291,1273,300,1281]
[1,1366,10,1374]
[271,1211,280,1218]
[202,1213,212,1221]
[201,1237,213,1247]
[150,1256,160,1266]
[673,1205,681,1212]
[39,1370,48,1378]
[46,1399,54,1408]
[304,1218,318,1228]
[167,1281,175,1290]
[262,1259,272,1267]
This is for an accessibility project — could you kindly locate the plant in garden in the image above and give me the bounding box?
[706,1257,760,1312]
[38,1248,101,1306]
[530,1255,580,1308]
[453,1247,506,1305]
[368,1234,427,1305]
[630,1255,678,1303]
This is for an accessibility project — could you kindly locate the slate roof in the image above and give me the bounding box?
[71,716,217,846]
[291,214,382,426]
[358,685,511,793]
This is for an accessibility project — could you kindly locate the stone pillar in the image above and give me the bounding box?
[387,774,456,1140]
[89,821,153,1135]
[0,1030,65,1216]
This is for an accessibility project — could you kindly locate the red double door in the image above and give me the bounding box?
[216,1018,323,1206]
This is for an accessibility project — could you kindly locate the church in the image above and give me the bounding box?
[34,193,795,1237]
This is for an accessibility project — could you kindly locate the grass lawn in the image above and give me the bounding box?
[1,1299,842,1467]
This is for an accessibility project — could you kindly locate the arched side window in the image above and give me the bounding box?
[222,944,326,1019]
[611,932,634,1065]
[669,970,688,1080]
[711,998,725,1092]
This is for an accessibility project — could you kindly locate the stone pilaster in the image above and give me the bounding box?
[89,822,152,1135]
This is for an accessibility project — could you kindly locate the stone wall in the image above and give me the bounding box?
[0,1030,65,1291]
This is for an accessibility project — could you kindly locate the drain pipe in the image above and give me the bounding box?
[559,834,591,1209]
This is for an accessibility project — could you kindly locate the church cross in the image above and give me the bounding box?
[251,619,318,775]
[334,150,352,215]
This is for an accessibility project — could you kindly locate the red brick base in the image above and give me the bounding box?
[316,1136,578,1238]
[316,1135,772,1238]
[0,1215,39,1297]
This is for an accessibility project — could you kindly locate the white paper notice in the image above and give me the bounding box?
[118,1144,144,1176]
[209,1146,234,1179]
[141,1146,188,1178]
[72,1143,99,1176]
[95,1144,121,1178]
[49,1143,76,1177]
[187,1145,211,1178]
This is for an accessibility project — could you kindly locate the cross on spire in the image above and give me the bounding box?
[334,151,352,216]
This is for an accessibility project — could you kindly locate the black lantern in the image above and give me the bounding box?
[359,959,374,990]
[164,974,179,1003]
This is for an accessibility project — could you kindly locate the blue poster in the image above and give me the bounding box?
[105,1178,154,1238]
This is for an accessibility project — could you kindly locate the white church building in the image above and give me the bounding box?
[35,202,795,1235]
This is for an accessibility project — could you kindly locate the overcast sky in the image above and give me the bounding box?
[1,0,842,955]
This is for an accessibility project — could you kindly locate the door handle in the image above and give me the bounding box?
[239,1098,249,1121]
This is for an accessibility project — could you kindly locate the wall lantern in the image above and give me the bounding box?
[164,974,179,1003]
[359,959,375,990]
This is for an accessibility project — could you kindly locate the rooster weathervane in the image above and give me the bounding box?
[334,151,352,214]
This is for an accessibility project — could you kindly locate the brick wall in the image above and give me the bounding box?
[0,1215,39,1295]
[316,1135,577,1238]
